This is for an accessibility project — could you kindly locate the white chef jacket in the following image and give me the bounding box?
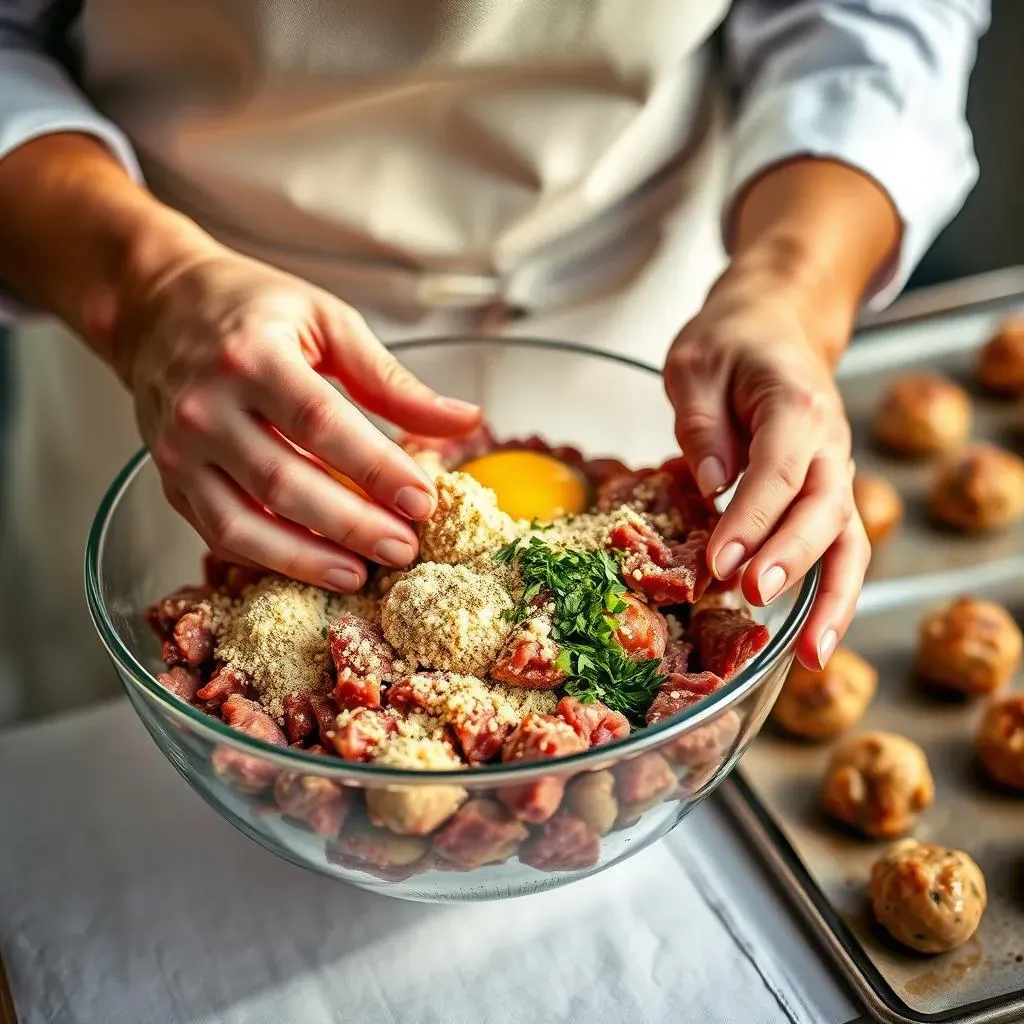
[0,0,989,723]
[0,1,989,316]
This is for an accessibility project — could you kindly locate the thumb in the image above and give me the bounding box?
[663,341,741,498]
[322,304,481,436]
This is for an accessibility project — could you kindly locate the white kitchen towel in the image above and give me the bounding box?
[0,701,858,1024]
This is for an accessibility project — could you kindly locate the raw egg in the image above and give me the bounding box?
[460,450,590,521]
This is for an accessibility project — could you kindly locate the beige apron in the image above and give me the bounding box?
[1,0,731,723]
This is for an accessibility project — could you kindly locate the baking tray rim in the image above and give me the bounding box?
[721,776,1024,1024]
[723,274,1024,1024]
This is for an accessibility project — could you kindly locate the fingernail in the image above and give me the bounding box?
[758,564,787,604]
[374,537,416,567]
[696,456,727,497]
[714,541,746,579]
[435,396,480,414]
[323,567,361,592]
[395,485,435,519]
[817,628,838,668]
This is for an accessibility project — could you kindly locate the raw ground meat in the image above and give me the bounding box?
[613,594,668,661]
[557,696,630,747]
[520,815,601,871]
[645,671,725,725]
[490,626,565,689]
[691,609,770,680]
[660,639,694,675]
[329,616,399,710]
[196,665,253,708]
[498,713,587,822]
[610,520,712,606]
[155,666,202,702]
[432,799,530,869]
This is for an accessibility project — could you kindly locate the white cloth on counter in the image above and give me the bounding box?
[0,700,859,1024]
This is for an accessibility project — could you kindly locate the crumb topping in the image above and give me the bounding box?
[213,577,331,720]
[381,563,514,675]
[418,472,520,564]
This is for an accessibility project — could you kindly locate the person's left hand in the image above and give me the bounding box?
[664,267,870,671]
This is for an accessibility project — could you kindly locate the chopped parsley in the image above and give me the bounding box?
[495,537,665,722]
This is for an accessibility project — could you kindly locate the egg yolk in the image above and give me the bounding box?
[460,450,590,521]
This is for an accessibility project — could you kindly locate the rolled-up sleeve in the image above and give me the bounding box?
[725,0,990,307]
[0,1,141,319]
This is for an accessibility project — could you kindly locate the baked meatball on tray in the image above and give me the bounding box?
[722,282,1024,1024]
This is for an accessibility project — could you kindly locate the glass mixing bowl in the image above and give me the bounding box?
[86,338,818,902]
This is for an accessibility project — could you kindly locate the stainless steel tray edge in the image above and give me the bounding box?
[721,274,1024,1024]
[720,778,1024,1024]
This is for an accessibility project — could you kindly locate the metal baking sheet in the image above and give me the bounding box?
[839,300,1024,584]
[725,283,1024,1024]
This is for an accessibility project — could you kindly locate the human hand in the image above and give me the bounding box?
[664,267,869,670]
[113,245,480,591]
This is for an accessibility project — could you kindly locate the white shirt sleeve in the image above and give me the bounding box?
[0,2,141,320]
[725,0,990,308]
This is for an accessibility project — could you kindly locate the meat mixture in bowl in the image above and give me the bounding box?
[146,428,771,873]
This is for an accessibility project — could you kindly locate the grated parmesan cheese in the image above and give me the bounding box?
[418,472,521,565]
[374,729,463,771]
[487,683,559,719]
[380,563,514,675]
[326,590,380,624]
[214,577,331,721]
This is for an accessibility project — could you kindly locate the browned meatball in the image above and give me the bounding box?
[930,443,1024,532]
[772,647,877,740]
[821,732,934,837]
[853,473,903,548]
[870,839,986,954]
[976,693,1024,790]
[874,373,970,456]
[978,318,1024,396]
[915,597,1023,696]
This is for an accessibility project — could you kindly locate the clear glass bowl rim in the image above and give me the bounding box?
[85,336,820,785]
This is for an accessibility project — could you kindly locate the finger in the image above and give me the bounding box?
[794,516,871,671]
[204,409,420,568]
[185,466,367,591]
[664,341,741,496]
[707,397,823,580]
[236,349,440,521]
[740,455,854,607]
[321,306,482,436]
[163,481,264,570]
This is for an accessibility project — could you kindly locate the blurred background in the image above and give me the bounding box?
[0,0,1019,415]
[908,0,1024,289]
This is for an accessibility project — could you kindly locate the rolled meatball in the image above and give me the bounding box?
[929,443,1024,532]
[870,839,986,954]
[874,373,970,456]
[976,692,1024,790]
[821,732,934,837]
[772,647,877,740]
[915,596,1023,695]
[380,563,514,675]
[977,317,1024,396]
[852,473,903,549]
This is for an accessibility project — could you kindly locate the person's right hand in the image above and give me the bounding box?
[112,245,481,592]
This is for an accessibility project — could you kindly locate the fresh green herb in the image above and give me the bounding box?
[321,625,329,639]
[496,537,665,722]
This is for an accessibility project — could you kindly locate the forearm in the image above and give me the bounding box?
[0,132,217,371]
[722,157,901,364]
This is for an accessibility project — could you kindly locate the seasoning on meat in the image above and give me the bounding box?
[418,471,520,564]
[381,563,514,676]
[214,577,332,721]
